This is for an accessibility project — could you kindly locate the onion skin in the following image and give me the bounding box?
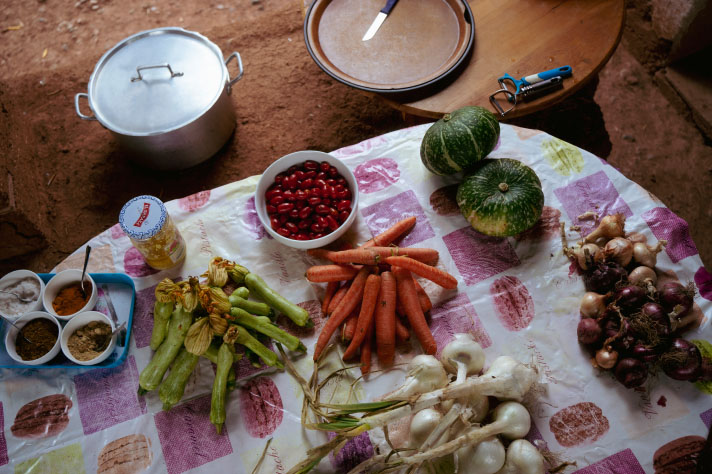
[632,344,659,363]
[603,237,633,267]
[577,318,602,345]
[580,292,607,318]
[615,358,648,388]
[662,338,702,381]
[596,347,618,369]
[584,262,628,294]
[584,213,625,243]
[628,266,657,286]
[614,285,647,312]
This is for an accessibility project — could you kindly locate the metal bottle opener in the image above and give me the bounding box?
[489,65,573,116]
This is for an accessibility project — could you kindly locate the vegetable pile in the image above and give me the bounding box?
[265,160,354,240]
[305,216,458,372]
[564,213,711,388]
[138,257,309,433]
[285,333,546,474]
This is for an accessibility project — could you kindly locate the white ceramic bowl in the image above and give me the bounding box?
[42,269,98,321]
[255,150,360,249]
[0,270,45,321]
[60,311,116,365]
[4,311,62,365]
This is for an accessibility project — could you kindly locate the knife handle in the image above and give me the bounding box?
[381,0,399,14]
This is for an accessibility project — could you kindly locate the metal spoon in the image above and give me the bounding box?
[0,290,36,304]
[96,321,126,352]
[0,314,37,345]
[80,245,92,299]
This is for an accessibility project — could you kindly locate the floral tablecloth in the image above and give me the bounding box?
[1,123,711,474]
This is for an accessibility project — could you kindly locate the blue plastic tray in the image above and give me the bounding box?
[0,272,135,370]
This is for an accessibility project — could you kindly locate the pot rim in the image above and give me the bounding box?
[86,27,229,137]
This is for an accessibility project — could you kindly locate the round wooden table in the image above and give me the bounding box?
[379,0,625,119]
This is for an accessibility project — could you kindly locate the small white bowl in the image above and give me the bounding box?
[255,150,360,249]
[0,270,45,321]
[4,311,62,365]
[43,269,98,321]
[60,311,116,365]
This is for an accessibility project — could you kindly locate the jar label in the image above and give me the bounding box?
[119,195,167,240]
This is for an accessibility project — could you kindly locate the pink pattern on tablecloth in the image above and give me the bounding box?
[154,395,232,474]
[123,247,159,278]
[701,407,712,429]
[642,207,699,263]
[110,223,125,240]
[430,293,492,359]
[328,431,374,473]
[695,267,712,301]
[178,190,211,212]
[332,136,388,157]
[353,158,400,194]
[132,283,160,349]
[238,377,283,439]
[73,356,146,435]
[277,299,324,339]
[553,170,633,234]
[572,449,645,474]
[490,276,535,331]
[0,403,7,466]
[515,206,562,242]
[244,195,270,240]
[361,190,435,247]
[442,227,520,286]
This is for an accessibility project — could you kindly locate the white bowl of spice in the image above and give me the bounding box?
[4,311,62,365]
[43,269,98,321]
[60,311,116,365]
[0,270,45,321]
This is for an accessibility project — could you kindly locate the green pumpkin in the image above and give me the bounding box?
[420,106,500,176]
[457,158,544,237]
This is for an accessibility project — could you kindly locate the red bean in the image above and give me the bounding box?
[277,227,290,237]
[296,232,309,240]
[315,204,330,215]
[334,190,348,199]
[266,204,277,214]
[304,170,316,179]
[336,178,346,185]
[288,165,299,174]
[339,210,350,222]
[316,171,327,180]
[316,216,328,228]
[265,188,282,200]
[311,187,322,197]
[328,166,339,177]
[311,223,324,233]
[274,173,286,183]
[298,207,312,219]
[304,160,319,170]
[269,195,285,206]
[285,177,297,190]
[298,219,311,229]
[289,208,300,219]
[326,215,339,230]
[295,189,307,200]
[278,214,288,224]
[328,207,339,218]
[337,200,351,211]
[308,196,321,206]
[277,202,294,214]
[295,170,305,181]
[285,222,298,233]
[320,161,330,171]
[322,198,331,206]
[300,178,313,189]
[326,179,336,186]
[314,233,325,239]
[283,190,296,202]
[270,217,280,229]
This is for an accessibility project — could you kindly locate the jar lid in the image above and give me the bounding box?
[88,27,226,135]
[119,195,167,240]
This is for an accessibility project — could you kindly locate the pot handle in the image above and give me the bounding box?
[225,52,244,95]
[74,93,97,121]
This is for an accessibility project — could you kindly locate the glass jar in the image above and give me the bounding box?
[119,195,186,270]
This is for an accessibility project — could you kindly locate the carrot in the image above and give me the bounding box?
[313,267,370,360]
[307,248,337,260]
[412,277,432,313]
[327,247,439,266]
[342,274,381,361]
[321,281,339,314]
[362,216,417,248]
[393,267,437,355]
[327,281,351,315]
[395,316,410,343]
[341,306,359,342]
[374,271,397,366]
[360,322,374,375]
[306,264,359,283]
[385,256,458,289]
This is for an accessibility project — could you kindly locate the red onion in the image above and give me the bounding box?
[613,285,646,312]
[577,318,602,345]
[659,282,695,317]
[584,262,628,294]
[661,338,702,381]
[632,344,659,363]
[615,358,648,388]
[640,302,671,337]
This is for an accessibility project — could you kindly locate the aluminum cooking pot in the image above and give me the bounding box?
[75,27,243,170]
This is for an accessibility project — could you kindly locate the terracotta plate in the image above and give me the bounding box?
[304,0,474,96]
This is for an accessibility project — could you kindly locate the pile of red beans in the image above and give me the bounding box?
[265,160,353,240]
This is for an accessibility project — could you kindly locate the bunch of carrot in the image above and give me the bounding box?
[305,217,458,374]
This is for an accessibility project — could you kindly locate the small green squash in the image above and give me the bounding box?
[457,158,544,237]
[420,106,500,176]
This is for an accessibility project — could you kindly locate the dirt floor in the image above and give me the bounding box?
[1,0,711,274]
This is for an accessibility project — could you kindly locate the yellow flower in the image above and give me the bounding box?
[184,318,213,355]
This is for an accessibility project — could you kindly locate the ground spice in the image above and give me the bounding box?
[67,321,112,361]
[52,281,92,316]
[16,319,58,361]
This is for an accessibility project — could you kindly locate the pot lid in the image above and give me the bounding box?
[88,27,226,135]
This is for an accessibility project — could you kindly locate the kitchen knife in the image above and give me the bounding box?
[362,0,399,42]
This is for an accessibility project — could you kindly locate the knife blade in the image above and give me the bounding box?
[101,284,127,347]
[362,0,399,41]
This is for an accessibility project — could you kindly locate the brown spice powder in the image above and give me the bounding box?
[67,321,112,361]
[16,319,58,361]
